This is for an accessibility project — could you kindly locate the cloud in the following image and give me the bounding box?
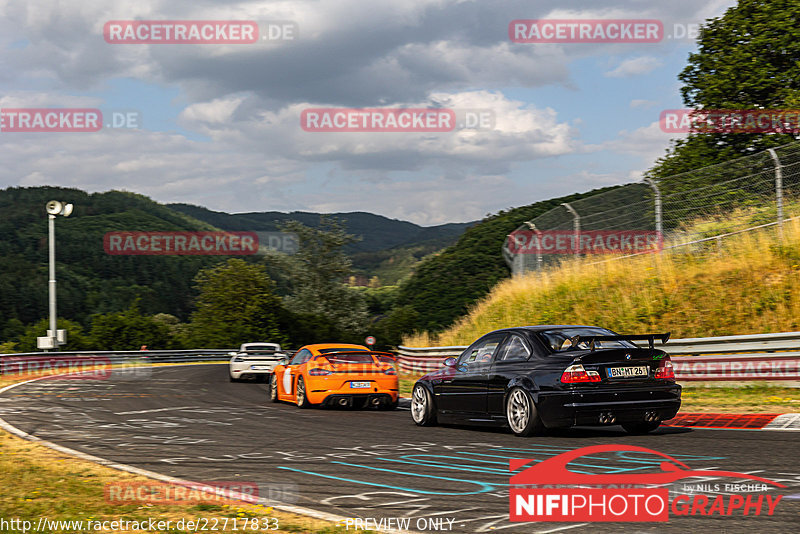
[630,99,658,109]
[598,120,687,166]
[0,0,737,224]
[178,90,581,173]
[604,56,662,78]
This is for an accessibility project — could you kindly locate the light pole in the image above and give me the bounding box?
[37,200,73,352]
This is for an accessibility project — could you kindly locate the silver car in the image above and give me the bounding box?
[228,343,287,382]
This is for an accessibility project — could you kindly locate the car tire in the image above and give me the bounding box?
[506,387,544,437]
[621,421,661,434]
[411,385,437,426]
[269,374,280,403]
[296,376,312,409]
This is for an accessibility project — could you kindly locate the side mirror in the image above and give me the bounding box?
[279,357,289,365]
[443,357,457,367]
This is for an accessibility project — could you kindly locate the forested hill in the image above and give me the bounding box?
[0,187,473,335]
[168,203,472,254]
[394,185,621,332]
[0,186,220,329]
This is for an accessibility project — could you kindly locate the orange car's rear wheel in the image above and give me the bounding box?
[296,376,312,408]
[269,374,279,403]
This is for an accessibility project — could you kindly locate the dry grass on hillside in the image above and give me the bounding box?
[404,217,800,347]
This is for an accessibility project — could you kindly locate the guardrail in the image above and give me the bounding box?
[0,349,233,377]
[397,331,800,381]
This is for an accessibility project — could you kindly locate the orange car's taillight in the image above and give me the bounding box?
[383,367,397,375]
[308,368,332,376]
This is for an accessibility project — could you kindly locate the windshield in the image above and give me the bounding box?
[539,328,636,353]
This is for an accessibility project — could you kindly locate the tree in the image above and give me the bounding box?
[16,318,92,352]
[372,305,420,349]
[278,217,369,337]
[88,302,173,350]
[647,0,800,179]
[189,259,286,347]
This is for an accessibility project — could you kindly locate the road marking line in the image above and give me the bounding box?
[114,406,198,415]
[535,524,590,533]
[0,368,423,534]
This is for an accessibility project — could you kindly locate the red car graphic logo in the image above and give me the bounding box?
[510,444,786,487]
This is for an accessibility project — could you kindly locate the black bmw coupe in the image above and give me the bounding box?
[410,325,681,436]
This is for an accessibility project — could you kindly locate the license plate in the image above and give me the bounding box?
[250,365,270,370]
[607,366,648,378]
[350,381,371,388]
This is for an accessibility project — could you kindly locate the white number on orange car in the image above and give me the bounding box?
[283,368,293,394]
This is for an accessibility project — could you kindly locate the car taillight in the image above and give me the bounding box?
[383,367,397,375]
[308,368,332,376]
[654,359,675,380]
[561,364,601,384]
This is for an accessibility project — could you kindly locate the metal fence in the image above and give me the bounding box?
[503,141,800,275]
[0,349,233,377]
[397,331,800,381]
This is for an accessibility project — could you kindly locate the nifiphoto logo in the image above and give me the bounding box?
[509,445,786,523]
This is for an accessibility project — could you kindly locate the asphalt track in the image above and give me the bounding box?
[0,364,798,533]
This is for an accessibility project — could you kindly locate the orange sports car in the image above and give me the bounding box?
[269,343,399,409]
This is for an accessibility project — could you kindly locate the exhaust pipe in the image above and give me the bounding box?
[370,397,381,406]
[598,412,616,424]
[644,411,659,422]
[338,398,350,407]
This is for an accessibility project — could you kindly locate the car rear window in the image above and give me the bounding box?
[324,353,375,364]
[245,345,277,354]
[539,328,636,353]
[318,348,368,354]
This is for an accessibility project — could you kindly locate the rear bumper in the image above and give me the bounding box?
[321,393,396,408]
[536,384,682,428]
[306,376,398,405]
[230,364,276,377]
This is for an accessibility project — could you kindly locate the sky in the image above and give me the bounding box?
[0,0,735,225]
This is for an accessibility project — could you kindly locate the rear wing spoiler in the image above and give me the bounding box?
[313,351,396,361]
[569,332,671,351]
